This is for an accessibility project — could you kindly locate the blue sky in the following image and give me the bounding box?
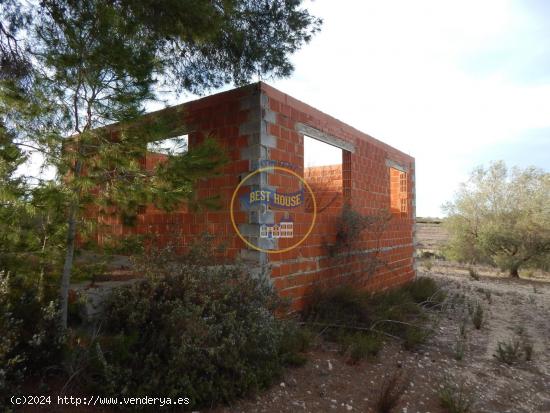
[148,0,550,217]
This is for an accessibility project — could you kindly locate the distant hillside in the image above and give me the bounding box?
[415,217,448,252]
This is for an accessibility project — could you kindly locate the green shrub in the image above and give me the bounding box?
[471,302,483,329]
[369,289,422,326]
[422,259,433,271]
[279,323,313,367]
[94,261,291,409]
[494,339,522,364]
[304,279,440,352]
[453,334,466,361]
[420,251,436,259]
[304,285,370,327]
[0,272,65,408]
[403,277,445,306]
[467,267,479,281]
[438,376,474,413]
[403,325,430,350]
[341,333,382,364]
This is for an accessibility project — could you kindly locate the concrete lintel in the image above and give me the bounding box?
[295,123,355,153]
[385,159,409,173]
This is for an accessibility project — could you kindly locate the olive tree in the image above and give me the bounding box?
[443,161,550,277]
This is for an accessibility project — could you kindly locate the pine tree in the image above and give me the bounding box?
[0,0,321,328]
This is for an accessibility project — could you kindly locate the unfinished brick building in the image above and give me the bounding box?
[98,82,416,309]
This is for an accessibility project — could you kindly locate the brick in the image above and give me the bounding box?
[91,81,415,304]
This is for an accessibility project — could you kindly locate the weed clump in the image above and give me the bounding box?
[467,267,479,281]
[494,329,535,364]
[471,302,483,329]
[304,277,442,353]
[422,258,433,271]
[341,333,383,364]
[494,339,522,364]
[403,276,446,307]
[279,323,314,367]
[375,369,408,413]
[438,375,474,413]
[454,334,466,361]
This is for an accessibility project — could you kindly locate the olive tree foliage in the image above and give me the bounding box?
[443,161,550,277]
[0,0,321,328]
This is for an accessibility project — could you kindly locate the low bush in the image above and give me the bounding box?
[467,267,480,281]
[304,284,370,327]
[453,334,466,361]
[438,375,474,413]
[0,272,65,408]
[494,339,522,364]
[279,323,314,367]
[341,332,382,364]
[403,276,445,306]
[422,258,433,271]
[91,260,298,409]
[304,277,441,352]
[403,325,431,350]
[471,302,483,329]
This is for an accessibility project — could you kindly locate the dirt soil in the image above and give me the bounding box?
[209,262,550,413]
[19,262,550,413]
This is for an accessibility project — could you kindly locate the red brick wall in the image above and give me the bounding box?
[260,83,415,309]
[94,85,259,259]
[93,82,416,309]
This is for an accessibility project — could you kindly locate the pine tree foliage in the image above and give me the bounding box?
[0,0,321,327]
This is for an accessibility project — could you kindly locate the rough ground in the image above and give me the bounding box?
[209,262,550,413]
[20,262,550,413]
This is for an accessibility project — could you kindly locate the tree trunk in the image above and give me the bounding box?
[59,205,77,329]
[59,159,82,330]
[509,266,520,278]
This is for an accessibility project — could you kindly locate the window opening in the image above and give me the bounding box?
[147,135,188,155]
[390,167,408,216]
[303,135,344,213]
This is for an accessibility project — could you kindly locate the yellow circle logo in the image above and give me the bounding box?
[230,166,317,254]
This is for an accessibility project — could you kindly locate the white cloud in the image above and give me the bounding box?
[21,0,549,217]
[268,0,550,216]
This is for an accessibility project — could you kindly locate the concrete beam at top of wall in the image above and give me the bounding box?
[295,123,356,153]
[385,159,409,173]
